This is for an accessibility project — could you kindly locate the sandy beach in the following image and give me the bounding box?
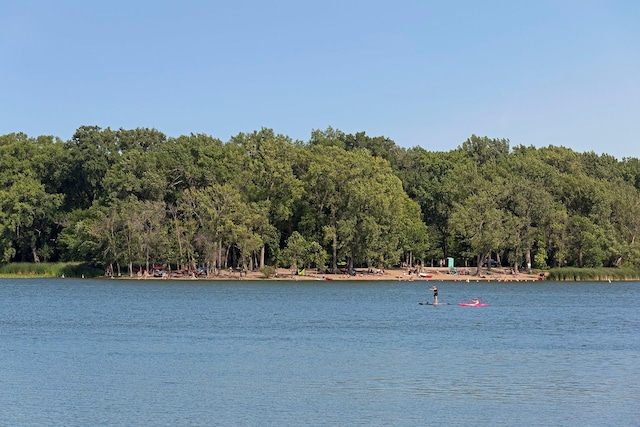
[162,266,544,283]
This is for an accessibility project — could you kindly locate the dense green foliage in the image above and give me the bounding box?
[2,127,639,276]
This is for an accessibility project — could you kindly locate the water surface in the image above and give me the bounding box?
[0,278,638,426]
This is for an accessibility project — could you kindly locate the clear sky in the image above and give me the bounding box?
[1,0,639,159]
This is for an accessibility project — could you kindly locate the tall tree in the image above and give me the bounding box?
[0,133,64,262]
[449,170,512,273]
[460,134,510,166]
[396,148,471,262]
[230,128,303,267]
[301,145,424,270]
[61,126,120,210]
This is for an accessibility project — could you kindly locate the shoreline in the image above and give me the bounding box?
[5,267,634,282]
[99,267,546,282]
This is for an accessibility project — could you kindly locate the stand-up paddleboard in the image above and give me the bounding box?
[419,302,450,305]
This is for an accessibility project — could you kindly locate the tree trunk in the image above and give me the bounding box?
[578,249,583,268]
[175,223,183,269]
[442,229,449,259]
[260,244,265,269]
[332,234,338,272]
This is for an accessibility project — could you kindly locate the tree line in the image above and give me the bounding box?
[1,126,639,276]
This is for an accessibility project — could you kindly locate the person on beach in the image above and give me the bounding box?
[431,285,438,305]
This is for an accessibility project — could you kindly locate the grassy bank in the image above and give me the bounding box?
[547,267,640,281]
[0,262,103,278]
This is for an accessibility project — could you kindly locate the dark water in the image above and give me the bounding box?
[0,278,638,426]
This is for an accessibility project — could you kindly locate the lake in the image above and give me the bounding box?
[0,278,638,426]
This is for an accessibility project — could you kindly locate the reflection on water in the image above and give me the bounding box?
[0,279,638,426]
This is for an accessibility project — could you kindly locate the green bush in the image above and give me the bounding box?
[260,265,276,278]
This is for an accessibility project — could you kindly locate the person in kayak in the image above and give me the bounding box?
[472,297,480,305]
[431,285,438,305]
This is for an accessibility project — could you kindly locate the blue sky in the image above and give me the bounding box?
[1,0,639,159]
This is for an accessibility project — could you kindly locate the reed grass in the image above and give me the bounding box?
[0,262,103,278]
[547,267,640,281]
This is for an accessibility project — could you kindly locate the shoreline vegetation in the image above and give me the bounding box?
[2,262,640,282]
[3,129,640,280]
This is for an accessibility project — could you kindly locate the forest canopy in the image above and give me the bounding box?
[2,126,640,276]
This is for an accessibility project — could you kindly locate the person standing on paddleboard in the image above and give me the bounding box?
[431,285,438,305]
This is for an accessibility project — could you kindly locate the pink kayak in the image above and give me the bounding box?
[458,302,490,307]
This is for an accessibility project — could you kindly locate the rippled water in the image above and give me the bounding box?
[0,278,638,426]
